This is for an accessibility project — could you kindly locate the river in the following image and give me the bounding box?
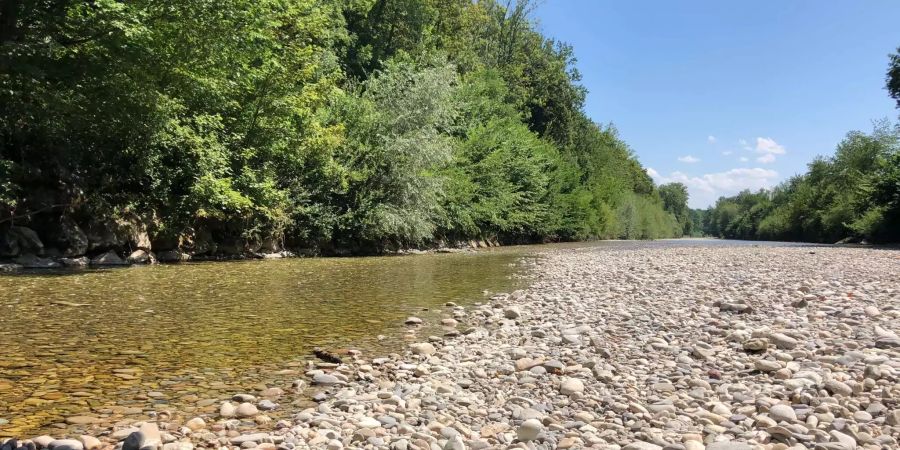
[0,239,810,437]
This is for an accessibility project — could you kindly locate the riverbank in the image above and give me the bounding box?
[3,245,899,450]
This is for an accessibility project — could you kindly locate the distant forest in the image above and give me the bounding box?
[694,49,900,244]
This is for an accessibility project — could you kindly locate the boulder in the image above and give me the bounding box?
[86,221,125,252]
[60,256,90,267]
[259,238,282,253]
[190,228,217,255]
[150,232,181,252]
[58,218,88,257]
[15,254,62,268]
[86,218,151,252]
[120,220,151,251]
[157,250,190,263]
[2,226,44,256]
[127,249,156,264]
[0,263,23,272]
[91,250,127,266]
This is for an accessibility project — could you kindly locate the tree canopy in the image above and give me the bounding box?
[1,0,686,258]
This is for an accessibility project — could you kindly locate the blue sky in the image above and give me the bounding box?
[534,1,900,207]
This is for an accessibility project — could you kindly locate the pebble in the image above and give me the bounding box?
[516,419,543,442]
[409,343,436,355]
[7,246,900,450]
[769,404,796,422]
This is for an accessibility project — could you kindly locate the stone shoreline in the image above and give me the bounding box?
[3,245,899,450]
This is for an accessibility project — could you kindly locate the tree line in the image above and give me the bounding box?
[695,50,900,244]
[0,0,692,259]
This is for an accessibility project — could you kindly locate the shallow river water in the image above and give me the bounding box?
[0,239,810,437]
[0,249,533,437]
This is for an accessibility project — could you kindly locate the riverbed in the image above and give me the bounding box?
[0,249,531,437]
[0,239,825,441]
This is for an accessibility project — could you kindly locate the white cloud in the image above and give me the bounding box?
[648,167,780,208]
[739,156,749,162]
[756,153,776,164]
[677,155,700,163]
[722,150,733,156]
[707,135,717,144]
[739,139,751,151]
[755,137,786,155]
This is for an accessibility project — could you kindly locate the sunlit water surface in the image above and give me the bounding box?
[0,239,810,436]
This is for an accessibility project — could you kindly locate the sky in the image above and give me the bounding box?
[534,0,900,208]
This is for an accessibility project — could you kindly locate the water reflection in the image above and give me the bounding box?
[0,251,523,436]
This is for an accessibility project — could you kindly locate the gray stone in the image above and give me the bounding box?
[516,419,543,442]
[122,423,161,450]
[156,250,190,263]
[230,434,271,445]
[312,373,343,386]
[258,399,278,411]
[503,307,522,319]
[769,333,799,350]
[410,342,436,355]
[220,401,236,417]
[769,404,797,422]
[48,440,83,450]
[705,443,751,450]
[235,402,258,418]
[127,249,155,264]
[91,250,127,266]
[560,377,584,396]
[622,442,663,450]
[15,254,61,268]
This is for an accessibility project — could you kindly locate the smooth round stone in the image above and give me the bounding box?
[258,400,278,411]
[312,374,343,386]
[359,417,381,428]
[185,417,206,431]
[78,436,100,450]
[235,402,258,418]
[220,402,236,418]
[769,404,797,422]
[410,343,436,355]
[517,419,543,441]
[560,378,585,396]
[754,359,781,372]
[48,440,83,450]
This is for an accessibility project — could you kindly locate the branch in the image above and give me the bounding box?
[0,203,69,225]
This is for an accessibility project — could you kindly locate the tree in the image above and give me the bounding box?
[658,182,690,235]
[888,47,900,110]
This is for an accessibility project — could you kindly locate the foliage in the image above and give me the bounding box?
[701,122,900,243]
[658,182,692,235]
[888,47,900,110]
[1,0,685,255]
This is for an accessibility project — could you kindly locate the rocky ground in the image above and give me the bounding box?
[3,245,899,450]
